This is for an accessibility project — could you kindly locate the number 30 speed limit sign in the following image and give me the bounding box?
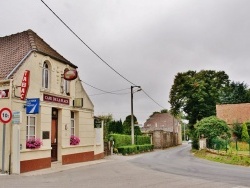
[0,108,12,124]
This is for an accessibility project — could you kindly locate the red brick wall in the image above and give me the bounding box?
[216,103,250,125]
[20,157,51,173]
[94,152,104,160]
[62,151,94,165]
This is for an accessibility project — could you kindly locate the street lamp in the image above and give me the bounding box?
[131,86,141,145]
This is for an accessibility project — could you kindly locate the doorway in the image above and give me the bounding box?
[51,108,58,162]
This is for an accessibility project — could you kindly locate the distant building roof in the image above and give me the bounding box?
[143,113,179,132]
[0,29,77,79]
[216,103,250,124]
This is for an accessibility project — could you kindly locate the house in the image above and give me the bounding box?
[142,112,182,149]
[216,103,250,125]
[0,30,104,174]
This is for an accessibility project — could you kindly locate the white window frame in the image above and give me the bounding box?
[26,115,36,140]
[61,76,70,95]
[71,111,75,136]
[42,62,49,89]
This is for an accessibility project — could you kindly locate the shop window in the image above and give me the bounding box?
[26,116,36,140]
[71,111,75,136]
[42,62,50,89]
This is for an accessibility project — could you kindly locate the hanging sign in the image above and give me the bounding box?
[20,70,30,100]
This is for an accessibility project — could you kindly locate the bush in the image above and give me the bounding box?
[137,144,154,152]
[109,134,151,147]
[117,145,137,155]
[117,144,154,155]
[211,137,227,150]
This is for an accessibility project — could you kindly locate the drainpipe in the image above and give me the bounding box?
[6,50,35,79]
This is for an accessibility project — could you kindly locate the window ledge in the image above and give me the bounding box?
[62,144,93,149]
[20,147,52,153]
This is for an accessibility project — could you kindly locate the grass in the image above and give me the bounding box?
[192,149,250,166]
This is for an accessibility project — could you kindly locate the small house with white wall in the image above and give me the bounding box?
[0,30,104,174]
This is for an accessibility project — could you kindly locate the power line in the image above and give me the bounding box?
[82,81,130,95]
[41,0,166,110]
[142,89,166,109]
[41,0,136,86]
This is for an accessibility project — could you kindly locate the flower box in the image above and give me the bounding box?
[70,135,80,145]
[26,138,43,149]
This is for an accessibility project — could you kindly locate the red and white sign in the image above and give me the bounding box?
[20,70,30,100]
[63,69,78,81]
[0,108,12,124]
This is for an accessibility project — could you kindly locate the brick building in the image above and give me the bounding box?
[142,113,182,149]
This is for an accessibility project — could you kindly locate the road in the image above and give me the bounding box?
[0,143,249,188]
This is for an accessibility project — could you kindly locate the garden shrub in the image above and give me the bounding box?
[109,134,151,147]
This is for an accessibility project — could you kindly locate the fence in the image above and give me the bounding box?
[206,138,250,156]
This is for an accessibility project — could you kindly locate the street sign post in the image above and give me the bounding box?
[0,107,12,174]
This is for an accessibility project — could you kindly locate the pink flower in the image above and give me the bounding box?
[70,135,80,145]
[26,138,42,149]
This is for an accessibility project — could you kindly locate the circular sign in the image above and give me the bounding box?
[0,108,12,123]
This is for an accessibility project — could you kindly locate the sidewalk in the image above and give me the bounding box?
[20,152,150,176]
[21,158,110,176]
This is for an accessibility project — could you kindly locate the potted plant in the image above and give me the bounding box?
[70,135,80,145]
[26,138,43,149]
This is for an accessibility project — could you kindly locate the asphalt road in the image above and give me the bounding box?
[0,143,249,188]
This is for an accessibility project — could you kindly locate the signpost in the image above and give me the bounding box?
[0,108,12,174]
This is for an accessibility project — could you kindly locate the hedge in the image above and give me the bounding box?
[109,134,151,148]
[117,144,154,155]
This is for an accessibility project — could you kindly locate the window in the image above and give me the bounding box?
[61,77,70,95]
[71,111,75,136]
[61,69,70,95]
[42,62,49,89]
[26,116,36,140]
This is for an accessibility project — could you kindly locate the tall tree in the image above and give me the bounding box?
[123,115,140,135]
[219,81,250,104]
[169,70,229,128]
[108,119,123,134]
[241,122,249,142]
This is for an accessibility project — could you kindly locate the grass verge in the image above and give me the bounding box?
[192,149,250,166]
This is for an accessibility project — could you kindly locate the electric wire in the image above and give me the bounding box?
[142,89,165,109]
[82,81,130,95]
[41,0,166,110]
[41,0,136,86]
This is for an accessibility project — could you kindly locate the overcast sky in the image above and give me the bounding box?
[1,0,250,124]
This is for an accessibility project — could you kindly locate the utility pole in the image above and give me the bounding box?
[131,86,141,145]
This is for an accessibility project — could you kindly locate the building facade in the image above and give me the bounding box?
[0,30,104,174]
[142,113,182,149]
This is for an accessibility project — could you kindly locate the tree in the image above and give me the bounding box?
[231,122,242,140]
[122,115,141,135]
[241,122,249,142]
[195,116,230,139]
[169,70,229,128]
[108,119,123,134]
[194,116,231,149]
[219,81,250,104]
